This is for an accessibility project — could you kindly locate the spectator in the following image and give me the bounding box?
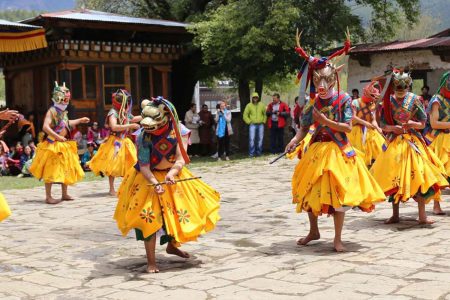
[8,142,22,175]
[421,85,431,110]
[290,96,301,137]
[87,122,101,145]
[352,89,359,100]
[198,104,214,156]
[8,144,15,158]
[215,101,233,161]
[243,92,267,157]
[266,93,290,154]
[0,141,9,175]
[184,103,201,157]
[18,145,33,177]
[81,142,97,171]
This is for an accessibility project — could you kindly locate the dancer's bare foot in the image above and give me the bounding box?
[297,232,320,246]
[418,218,435,225]
[62,195,74,201]
[46,197,61,204]
[433,205,446,215]
[146,264,160,273]
[384,216,400,224]
[108,190,117,197]
[334,239,346,252]
[166,243,190,258]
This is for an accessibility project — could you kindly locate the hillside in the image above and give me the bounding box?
[0,0,75,11]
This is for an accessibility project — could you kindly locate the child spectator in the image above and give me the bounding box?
[81,142,97,171]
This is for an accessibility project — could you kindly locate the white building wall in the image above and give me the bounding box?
[347,50,450,94]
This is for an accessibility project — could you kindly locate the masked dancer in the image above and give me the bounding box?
[89,89,141,196]
[30,82,90,204]
[423,71,450,215]
[285,29,385,252]
[348,81,386,166]
[114,97,220,273]
[370,69,448,224]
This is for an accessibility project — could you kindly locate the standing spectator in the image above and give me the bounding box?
[198,104,214,156]
[243,92,267,157]
[290,96,301,137]
[420,85,431,110]
[266,93,290,154]
[352,89,359,100]
[184,103,201,157]
[215,101,233,161]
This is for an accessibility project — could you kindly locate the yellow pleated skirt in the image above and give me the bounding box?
[429,133,450,175]
[0,193,11,222]
[292,141,385,216]
[370,134,448,204]
[29,140,84,184]
[287,131,313,160]
[89,135,137,178]
[348,125,386,166]
[114,167,220,244]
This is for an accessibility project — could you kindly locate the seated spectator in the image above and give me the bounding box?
[81,142,97,171]
[18,145,33,177]
[9,142,23,175]
[0,141,9,176]
[87,122,103,145]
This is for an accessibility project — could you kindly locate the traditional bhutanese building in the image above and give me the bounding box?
[0,9,191,129]
[348,28,450,95]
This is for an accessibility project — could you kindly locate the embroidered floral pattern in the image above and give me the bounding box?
[177,209,190,224]
[392,176,400,187]
[140,208,156,223]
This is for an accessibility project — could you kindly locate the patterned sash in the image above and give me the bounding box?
[311,93,356,158]
[423,94,450,144]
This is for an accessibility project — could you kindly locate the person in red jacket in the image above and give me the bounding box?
[266,93,290,153]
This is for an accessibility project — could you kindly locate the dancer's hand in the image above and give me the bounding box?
[79,117,90,124]
[0,109,19,121]
[312,108,328,125]
[392,125,404,135]
[285,138,298,153]
[128,123,140,130]
[55,135,67,142]
[154,184,165,194]
[165,174,176,185]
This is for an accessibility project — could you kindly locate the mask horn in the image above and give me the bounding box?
[63,82,66,88]
[141,99,150,109]
[54,81,58,87]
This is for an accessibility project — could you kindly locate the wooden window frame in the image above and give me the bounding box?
[56,64,99,101]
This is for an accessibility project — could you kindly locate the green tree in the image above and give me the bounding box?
[0,9,41,22]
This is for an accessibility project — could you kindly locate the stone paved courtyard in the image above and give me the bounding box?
[1,157,450,299]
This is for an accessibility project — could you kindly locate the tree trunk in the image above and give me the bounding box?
[237,78,250,153]
[238,78,250,109]
[255,78,263,99]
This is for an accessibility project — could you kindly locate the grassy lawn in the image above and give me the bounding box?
[0,153,276,191]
